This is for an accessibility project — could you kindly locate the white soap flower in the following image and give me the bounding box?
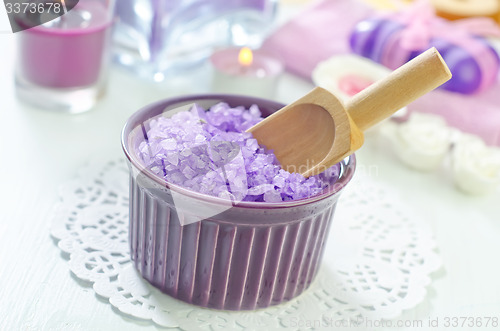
[451,133,500,195]
[380,113,452,171]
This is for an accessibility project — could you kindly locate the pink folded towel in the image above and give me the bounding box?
[263,0,374,78]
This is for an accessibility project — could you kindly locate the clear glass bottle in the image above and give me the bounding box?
[113,0,278,81]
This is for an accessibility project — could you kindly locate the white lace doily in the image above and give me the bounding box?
[50,158,441,329]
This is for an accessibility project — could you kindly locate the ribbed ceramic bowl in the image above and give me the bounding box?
[121,94,356,310]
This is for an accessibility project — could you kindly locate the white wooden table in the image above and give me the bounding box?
[1,17,500,330]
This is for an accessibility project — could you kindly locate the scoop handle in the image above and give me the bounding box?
[345,47,452,131]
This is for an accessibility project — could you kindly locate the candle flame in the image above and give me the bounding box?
[238,47,253,67]
[60,0,68,13]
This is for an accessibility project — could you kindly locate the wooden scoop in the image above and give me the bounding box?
[247,47,452,177]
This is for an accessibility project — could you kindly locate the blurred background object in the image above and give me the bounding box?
[312,54,408,122]
[113,0,278,81]
[430,0,500,22]
[362,0,412,10]
[15,0,116,113]
[350,0,500,95]
[211,47,283,98]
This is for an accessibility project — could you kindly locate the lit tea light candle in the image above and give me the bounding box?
[211,47,283,98]
[239,47,253,70]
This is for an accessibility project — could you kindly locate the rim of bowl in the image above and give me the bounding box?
[121,94,356,209]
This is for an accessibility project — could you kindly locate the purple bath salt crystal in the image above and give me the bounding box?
[182,165,197,179]
[263,190,282,202]
[247,184,276,196]
[272,173,286,188]
[160,138,177,150]
[165,153,179,166]
[139,102,341,202]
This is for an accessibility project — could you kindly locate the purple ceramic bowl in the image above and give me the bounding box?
[121,94,356,310]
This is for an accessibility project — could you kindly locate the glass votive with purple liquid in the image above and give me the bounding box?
[15,0,116,113]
